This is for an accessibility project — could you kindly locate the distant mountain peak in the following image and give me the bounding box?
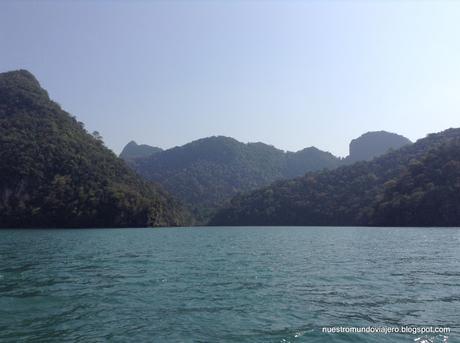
[346,130,412,163]
[191,135,240,145]
[1,69,38,82]
[0,69,48,98]
[296,146,320,153]
[119,141,163,161]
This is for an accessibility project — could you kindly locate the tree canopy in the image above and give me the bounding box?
[129,136,340,222]
[0,70,188,228]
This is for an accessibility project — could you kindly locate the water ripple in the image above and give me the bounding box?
[0,227,459,342]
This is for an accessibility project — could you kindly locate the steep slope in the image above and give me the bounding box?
[119,141,163,161]
[210,128,460,227]
[344,131,412,163]
[0,70,187,228]
[130,136,340,220]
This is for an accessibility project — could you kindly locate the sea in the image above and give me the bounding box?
[0,227,458,342]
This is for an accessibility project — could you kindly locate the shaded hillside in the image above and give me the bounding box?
[284,147,342,178]
[344,131,412,163]
[120,141,163,161]
[0,70,187,228]
[370,138,460,226]
[210,128,460,227]
[130,136,340,220]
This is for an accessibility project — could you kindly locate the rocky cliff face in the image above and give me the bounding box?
[345,131,412,163]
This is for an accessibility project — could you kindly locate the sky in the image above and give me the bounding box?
[1,1,460,157]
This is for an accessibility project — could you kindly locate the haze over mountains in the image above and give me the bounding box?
[125,136,339,220]
[121,131,412,221]
[0,70,187,228]
[121,131,412,164]
[2,69,458,228]
[345,131,412,163]
[122,136,339,219]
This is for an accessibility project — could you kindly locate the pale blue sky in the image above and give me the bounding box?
[1,1,460,156]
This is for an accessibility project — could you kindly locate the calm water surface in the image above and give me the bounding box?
[0,227,459,342]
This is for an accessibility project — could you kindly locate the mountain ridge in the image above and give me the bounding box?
[124,131,413,222]
[210,128,460,226]
[127,135,341,221]
[0,69,188,228]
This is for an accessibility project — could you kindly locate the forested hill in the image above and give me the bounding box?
[120,141,163,161]
[210,128,460,227]
[0,70,188,228]
[129,136,341,220]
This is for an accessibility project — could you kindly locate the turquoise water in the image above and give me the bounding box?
[0,227,459,342]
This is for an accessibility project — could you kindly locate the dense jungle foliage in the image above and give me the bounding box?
[210,128,460,226]
[127,131,412,222]
[129,136,340,221]
[0,70,187,228]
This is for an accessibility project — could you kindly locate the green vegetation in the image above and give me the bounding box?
[127,131,412,223]
[129,136,340,222]
[0,70,188,228]
[210,128,460,226]
[120,141,163,161]
[370,138,460,226]
[0,69,435,228]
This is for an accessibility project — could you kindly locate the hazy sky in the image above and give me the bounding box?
[1,1,460,156]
